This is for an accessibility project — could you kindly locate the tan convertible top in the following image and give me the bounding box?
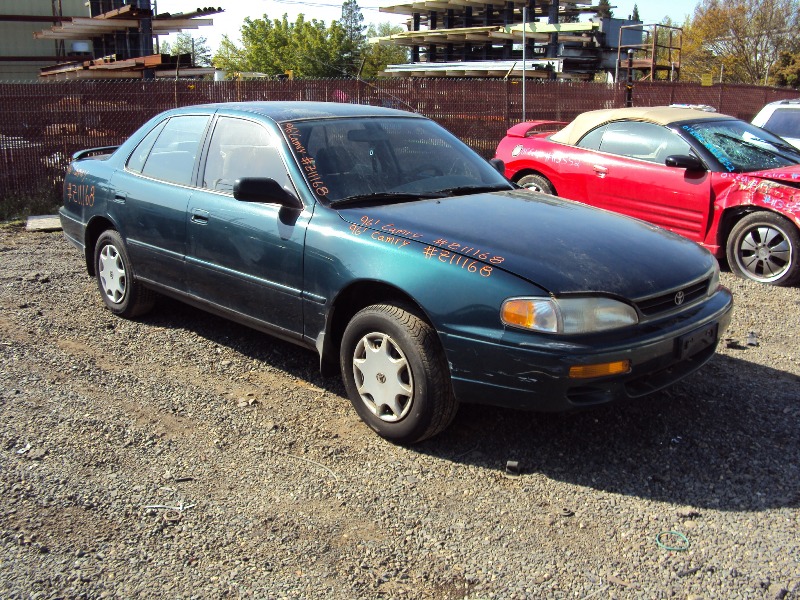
[550,106,732,145]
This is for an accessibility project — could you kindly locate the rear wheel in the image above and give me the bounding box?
[94,230,155,317]
[517,173,555,194]
[726,212,799,286]
[340,304,458,444]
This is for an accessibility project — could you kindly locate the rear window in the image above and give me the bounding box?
[128,115,210,186]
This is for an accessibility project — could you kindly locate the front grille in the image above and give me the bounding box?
[635,278,709,318]
[625,342,717,397]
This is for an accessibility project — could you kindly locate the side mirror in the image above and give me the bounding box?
[233,177,303,210]
[489,157,505,174]
[665,154,706,171]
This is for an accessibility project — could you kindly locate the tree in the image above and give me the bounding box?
[214,35,248,73]
[773,49,800,87]
[631,4,641,21]
[596,0,613,19]
[339,0,367,76]
[212,14,351,77]
[681,0,800,85]
[360,23,409,79]
[161,33,212,67]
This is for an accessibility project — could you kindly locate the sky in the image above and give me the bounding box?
[154,0,702,53]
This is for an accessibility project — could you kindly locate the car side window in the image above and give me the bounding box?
[202,116,293,194]
[576,124,607,151]
[133,115,209,186]
[592,121,691,163]
[127,120,167,173]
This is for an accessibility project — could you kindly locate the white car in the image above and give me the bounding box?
[752,99,800,149]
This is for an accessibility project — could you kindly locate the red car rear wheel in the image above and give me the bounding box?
[517,174,555,194]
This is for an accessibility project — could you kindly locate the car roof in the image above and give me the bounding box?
[763,99,800,107]
[182,101,422,122]
[549,106,732,145]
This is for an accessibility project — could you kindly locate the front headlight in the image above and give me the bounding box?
[501,296,639,334]
[708,261,721,296]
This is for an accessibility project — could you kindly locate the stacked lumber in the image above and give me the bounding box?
[39,53,213,79]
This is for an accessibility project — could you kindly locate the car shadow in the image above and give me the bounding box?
[146,296,799,512]
[422,354,800,512]
[143,294,343,389]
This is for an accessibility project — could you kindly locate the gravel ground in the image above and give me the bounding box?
[1,223,799,600]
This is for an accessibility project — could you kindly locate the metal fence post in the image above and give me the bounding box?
[625,49,634,107]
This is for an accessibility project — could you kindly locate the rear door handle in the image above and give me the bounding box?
[191,208,209,224]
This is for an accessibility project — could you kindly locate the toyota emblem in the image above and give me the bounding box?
[674,290,685,305]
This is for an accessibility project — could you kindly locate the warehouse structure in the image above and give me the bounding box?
[374,0,681,81]
[0,1,88,80]
[0,0,219,80]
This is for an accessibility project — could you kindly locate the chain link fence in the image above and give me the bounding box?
[1,78,797,218]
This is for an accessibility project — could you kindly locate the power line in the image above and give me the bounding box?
[273,0,386,12]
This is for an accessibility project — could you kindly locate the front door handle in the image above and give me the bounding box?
[191,208,209,224]
[592,165,608,177]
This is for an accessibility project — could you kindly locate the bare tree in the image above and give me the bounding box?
[682,0,800,84]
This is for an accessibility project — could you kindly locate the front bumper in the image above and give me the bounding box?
[442,287,733,411]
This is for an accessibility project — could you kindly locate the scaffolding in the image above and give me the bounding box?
[616,23,683,82]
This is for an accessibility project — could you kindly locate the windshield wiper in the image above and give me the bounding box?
[332,184,512,207]
[430,184,513,196]
[331,191,446,207]
[715,132,800,161]
[766,138,800,155]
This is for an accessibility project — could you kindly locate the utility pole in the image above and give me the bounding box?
[522,6,527,121]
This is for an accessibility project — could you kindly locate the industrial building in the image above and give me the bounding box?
[0,1,219,81]
[0,1,89,80]
[373,0,681,81]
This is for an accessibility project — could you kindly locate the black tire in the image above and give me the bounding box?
[94,230,156,317]
[340,304,458,444]
[517,173,555,194]
[726,212,800,286]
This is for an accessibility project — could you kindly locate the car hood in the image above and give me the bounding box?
[336,190,716,297]
[743,163,800,186]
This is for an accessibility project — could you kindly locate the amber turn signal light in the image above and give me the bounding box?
[569,360,631,379]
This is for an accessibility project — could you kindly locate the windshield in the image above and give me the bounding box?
[680,119,800,172]
[763,108,800,140]
[281,116,512,203]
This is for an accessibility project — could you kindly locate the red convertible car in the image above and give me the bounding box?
[495,106,800,286]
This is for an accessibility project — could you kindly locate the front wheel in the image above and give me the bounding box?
[517,173,555,194]
[340,304,458,444]
[726,212,800,286]
[94,230,156,317]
